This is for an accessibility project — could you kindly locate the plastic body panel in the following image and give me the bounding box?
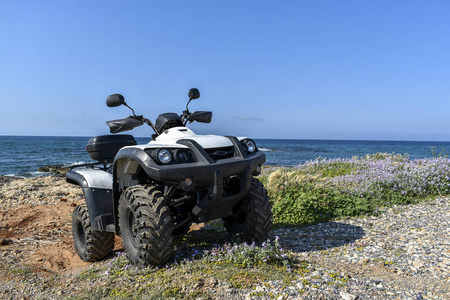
[66,169,115,232]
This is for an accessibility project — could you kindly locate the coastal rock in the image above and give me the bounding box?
[0,175,22,184]
[0,238,13,245]
[340,291,357,300]
[37,164,68,176]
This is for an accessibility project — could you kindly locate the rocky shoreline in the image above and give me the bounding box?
[0,176,449,299]
[0,175,81,207]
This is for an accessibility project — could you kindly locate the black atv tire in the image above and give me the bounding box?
[72,204,115,262]
[223,178,272,241]
[118,184,174,266]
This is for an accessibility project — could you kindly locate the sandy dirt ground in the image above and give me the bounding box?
[0,176,121,277]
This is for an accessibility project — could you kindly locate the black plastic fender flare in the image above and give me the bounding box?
[111,147,160,233]
[113,147,159,172]
[66,169,115,232]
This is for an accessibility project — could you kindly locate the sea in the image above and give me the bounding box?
[1,135,450,177]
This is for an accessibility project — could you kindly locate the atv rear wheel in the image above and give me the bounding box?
[223,178,272,241]
[118,184,174,266]
[72,204,115,262]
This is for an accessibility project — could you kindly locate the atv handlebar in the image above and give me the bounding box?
[106,88,208,135]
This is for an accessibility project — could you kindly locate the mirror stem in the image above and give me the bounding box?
[124,103,137,117]
[183,98,194,125]
[186,99,192,112]
[143,118,160,135]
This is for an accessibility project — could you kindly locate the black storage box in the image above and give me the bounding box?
[87,135,137,162]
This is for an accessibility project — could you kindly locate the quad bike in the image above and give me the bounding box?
[66,88,272,266]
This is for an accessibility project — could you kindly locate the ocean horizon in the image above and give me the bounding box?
[3,134,450,142]
[1,135,449,177]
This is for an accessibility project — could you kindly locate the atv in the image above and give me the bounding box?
[66,88,272,266]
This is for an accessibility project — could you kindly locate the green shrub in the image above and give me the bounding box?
[262,154,450,225]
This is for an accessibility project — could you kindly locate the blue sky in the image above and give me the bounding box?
[1,1,449,141]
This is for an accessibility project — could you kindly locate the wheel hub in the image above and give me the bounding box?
[76,220,86,247]
[126,208,139,248]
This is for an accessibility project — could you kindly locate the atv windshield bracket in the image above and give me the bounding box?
[225,136,247,158]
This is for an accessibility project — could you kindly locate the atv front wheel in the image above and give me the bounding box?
[72,204,115,262]
[223,178,273,241]
[118,185,174,266]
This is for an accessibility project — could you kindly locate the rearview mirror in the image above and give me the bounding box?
[188,88,200,100]
[106,94,126,107]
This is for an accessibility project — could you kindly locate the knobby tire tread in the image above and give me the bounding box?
[119,185,174,266]
[223,178,273,241]
[72,204,115,262]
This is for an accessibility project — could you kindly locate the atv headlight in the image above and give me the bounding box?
[174,149,190,163]
[244,139,257,153]
[157,148,173,164]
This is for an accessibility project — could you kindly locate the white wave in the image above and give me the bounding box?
[29,171,51,177]
[63,161,91,168]
[4,174,27,179]
[259,148,274,152]
[68,161,89,165]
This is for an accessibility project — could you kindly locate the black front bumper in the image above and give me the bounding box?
[140,136,266,221]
